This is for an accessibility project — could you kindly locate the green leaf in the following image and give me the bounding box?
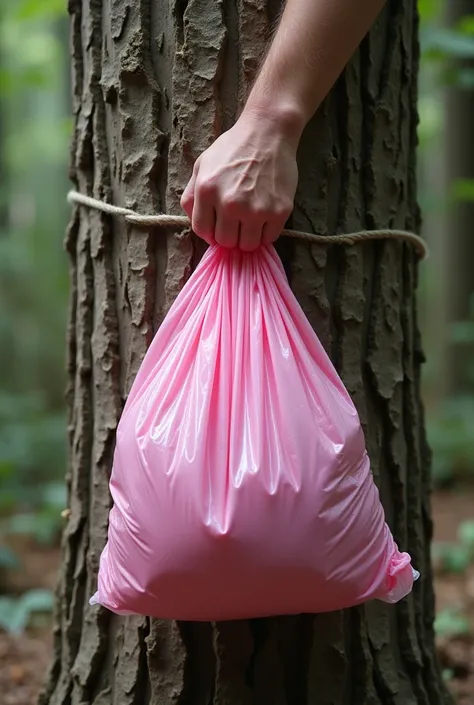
[418,0,442,21]
[41,481,67,509]
[418,95,443,143]
[13,0,66,22]
[451,178,474,203]
[441,544,471,574]
[0,68,50,94]
[0,460,14,479]
[5,511,61,546]
[457,15,474,36]
[435,609,470,637]
[13,589,55,633]
[458,520,474,551]
[454,67,474,89]
[0,590,54,634]
[0,597,18,633]
[0,545,20,570]
[17,589,55,615]
[421,27,474,58]
[450,320,474,345]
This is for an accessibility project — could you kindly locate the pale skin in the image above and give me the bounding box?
[181,0,386,252]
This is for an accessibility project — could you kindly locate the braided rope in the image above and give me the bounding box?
[67,190,429,261]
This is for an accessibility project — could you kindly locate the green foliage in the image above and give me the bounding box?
[421,20,474,93]
[449,295,474,386]
[418,0,442,21]
[421,26,474,60]
[0,545,20,570]
[433,520,474,574]
[433,543,471,574]
[457,15,474,36]
[13,0,66,22]
[451,178,474,203]
[3,482,66,545]
[0,589,54,634]
[435,608,470,638]
[0,3,66,95]
[427,289,474,486]
[458,520,474,549]
[417,94,443,147]
[0,0,70,545]
[428,397,474,486]
[0,394,66,487]
[0,387,67,542]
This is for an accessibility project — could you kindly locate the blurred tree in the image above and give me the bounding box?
[445,0,474,394]
[415,0,474,486]
[416,0,449,407]
[42,1,451,704]
[0,8,7,229]
[0,0,69,540]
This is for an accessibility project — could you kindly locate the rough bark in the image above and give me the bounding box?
[41,1,451,704]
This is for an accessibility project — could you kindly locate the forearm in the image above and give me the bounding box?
[181,0,385,249]
[244,0,385,146]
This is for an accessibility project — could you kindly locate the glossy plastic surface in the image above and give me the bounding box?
[91,245,418,620]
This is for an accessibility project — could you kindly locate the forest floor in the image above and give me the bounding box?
[432,490,474,705]
[1,490,473,705]
[0,539,55,705]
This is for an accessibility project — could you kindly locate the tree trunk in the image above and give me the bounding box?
[41,1,451,704]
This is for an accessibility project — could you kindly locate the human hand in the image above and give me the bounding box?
[180,111,298,251]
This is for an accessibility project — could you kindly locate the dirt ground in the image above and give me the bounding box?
[1,491,473,705]
[432,491,474,705]
[0,629,52,705]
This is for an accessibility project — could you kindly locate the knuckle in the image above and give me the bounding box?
[196,178,217,199]
[222,193,245,213]
[252,206,271,221]
[274,201,293,219]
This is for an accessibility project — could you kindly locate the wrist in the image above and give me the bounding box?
[240,98,307,151]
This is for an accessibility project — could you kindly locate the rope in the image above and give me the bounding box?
[67,190,429,261]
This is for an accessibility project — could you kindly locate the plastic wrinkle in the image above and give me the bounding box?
[91,245,419,621]
[378,553,421,604]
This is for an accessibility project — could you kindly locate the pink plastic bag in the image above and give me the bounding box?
[91,245,418,621]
